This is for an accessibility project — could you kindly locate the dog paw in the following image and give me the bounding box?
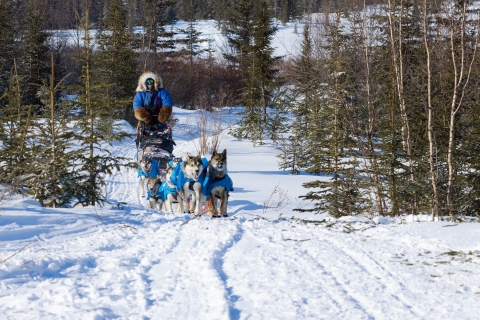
[222,213,228,218]
[212,213,222,218]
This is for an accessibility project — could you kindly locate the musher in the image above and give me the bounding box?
[133,71,173,146]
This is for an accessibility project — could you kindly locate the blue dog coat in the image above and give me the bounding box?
[138,158,160,178]
[202,174,234,201]
[158,180,178,201]
[170,158,209,192]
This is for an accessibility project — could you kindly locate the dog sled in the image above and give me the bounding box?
[136,122,176,179]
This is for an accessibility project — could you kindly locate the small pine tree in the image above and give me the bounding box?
[224,0,255,71]
[177,0,212,65]
[276,134,305,174]
[0,0,16,78]
[297,13,369,217]
[96,0,138,125]
[0,61,36,190]
[233,0,281,145]
[17,1,49,108]
[30,53,78,207]
[73,10,129,206]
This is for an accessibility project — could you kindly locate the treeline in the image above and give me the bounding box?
[0,0,288,206]
[277,0,480,219]
[27,0,344,29]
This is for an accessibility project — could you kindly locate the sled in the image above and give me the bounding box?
[136,123,176,179]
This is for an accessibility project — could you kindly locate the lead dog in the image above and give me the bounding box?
[204,149,233,218]
[138,153,160,197]
[171,153,208,215]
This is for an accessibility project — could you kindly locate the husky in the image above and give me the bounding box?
[171,153,208,215]
[204,149,233,218]
[138,153,160,197]
[147,177,163,210]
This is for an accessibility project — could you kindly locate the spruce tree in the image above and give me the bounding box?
[0,62,36,190]
[0,0,16,78]
[232,0,281,145]
[177,0,211,65]
[96,0,138,126]
[224,0,255,71]
[297,12,368,217]
[30,54,78,207]
[286,23,319,171]
[17,0,49,108]
[140,0,177,71]
[73,10,129,206]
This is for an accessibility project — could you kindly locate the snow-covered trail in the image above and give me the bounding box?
[2,111,480,319]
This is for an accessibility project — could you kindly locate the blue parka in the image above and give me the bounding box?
[170,158,209,193]
[133,89,173,111]
[202,174,234,201]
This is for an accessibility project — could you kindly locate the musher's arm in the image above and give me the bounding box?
[133,92,152,123]
[157,89,173,124]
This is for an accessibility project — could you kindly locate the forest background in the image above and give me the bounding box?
[1,0,480,222]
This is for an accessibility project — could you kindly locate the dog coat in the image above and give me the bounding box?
[137,158,160,178]
[202,174,234,201]
[157,180,177,201]
[170,158,209,192]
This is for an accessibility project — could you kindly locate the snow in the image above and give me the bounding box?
[1,107,480,319]
[49,19,305,60]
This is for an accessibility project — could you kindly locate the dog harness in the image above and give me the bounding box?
[170,158,209,193]
[202,174,234,201]
[137,158,160,178]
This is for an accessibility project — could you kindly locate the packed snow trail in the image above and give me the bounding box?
[2,110,480,319]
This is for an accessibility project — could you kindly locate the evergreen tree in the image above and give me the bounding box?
[232,0,281,145]
[276,134,305,174]
[177,0,211,65]
[140,0,177,71]
[73,10,129,206]
[0,62,36,190]
[96,0,138,126]
[286,23,319,170]
[0,0,16,78]
[30,53,78,207]
[224,0,255,71]
[297,12,368,217]
[17,0,49,108]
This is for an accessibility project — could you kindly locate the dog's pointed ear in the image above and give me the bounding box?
[186,153,191,161]
[197,152,201,159]
[212,149,217,156]
[222,149,227,157]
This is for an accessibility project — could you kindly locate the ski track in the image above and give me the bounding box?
[3,126,480,318]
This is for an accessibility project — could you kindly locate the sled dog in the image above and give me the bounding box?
[147,178,163,210]
[176,153,207,215]
[160,165,178,212]
[205,149,233,218]
[138,153,160,197]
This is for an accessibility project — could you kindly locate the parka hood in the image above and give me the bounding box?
[136,71,163,92]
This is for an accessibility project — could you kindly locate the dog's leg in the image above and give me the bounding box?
[209,191,217,218]
[165,196,172,212]
[140,176,146,197]
[148,198,155,209]
[193,183,203,215]
[157,200,163,211]
[220,190,228,217]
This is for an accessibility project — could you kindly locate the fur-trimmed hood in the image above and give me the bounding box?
[136,71,164,92]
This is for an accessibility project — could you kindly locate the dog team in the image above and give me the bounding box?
[138,149,233,218]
